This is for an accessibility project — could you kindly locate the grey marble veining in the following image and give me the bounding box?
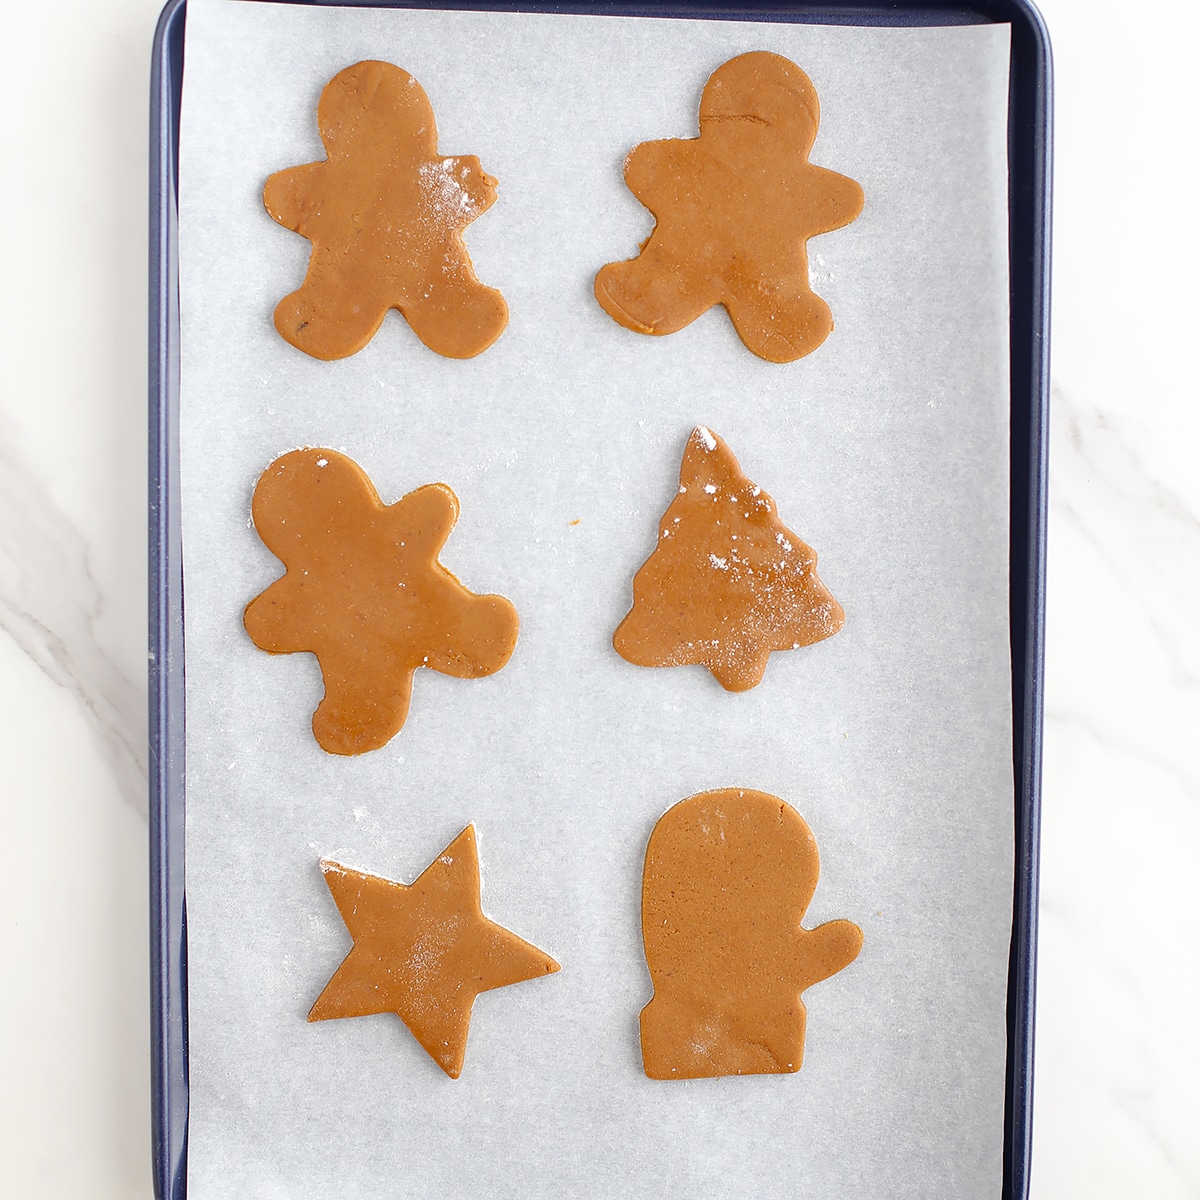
[1047,386,1200,797]
[0,417,147,818]
[1032,387,1200,1199]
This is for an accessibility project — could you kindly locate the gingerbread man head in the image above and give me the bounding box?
[316,60,438,160]
[699,51,820,154]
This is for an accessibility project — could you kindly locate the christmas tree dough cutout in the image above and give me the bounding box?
[244,448,518,755]
[264,60,508,361]
[613,427,843,690]
[640,788,862,1080]
[310,825,559,1079]
[595,51,864,363]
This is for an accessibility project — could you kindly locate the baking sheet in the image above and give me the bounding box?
[177,3,1014,1196]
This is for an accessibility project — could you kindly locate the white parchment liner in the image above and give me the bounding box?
[178,3,1013,1195]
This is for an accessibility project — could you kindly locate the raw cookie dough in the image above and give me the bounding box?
[613,426,843,690]
[264,60,508,360]
[640,788,862,1080]
[310,825,559,1079]
[243,448,518,755]
[595,51,863,363]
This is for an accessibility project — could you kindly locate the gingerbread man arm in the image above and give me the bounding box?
[623,137,700,208]
[800,166,865,236]
[263,163,327,237]
[422,591,519,679]
[243,574,320,655]
[389,483,459,556]
[435,154,499,221]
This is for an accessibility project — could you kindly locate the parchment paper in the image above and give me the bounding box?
[177,3,1013,1196]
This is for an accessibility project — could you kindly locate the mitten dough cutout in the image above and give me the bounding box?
[264,60,508,361]
[640,788,862,1080]
[613,426,843,691]
[243,448,518,755]
[310,825,559,1079]
[595,51,863,363]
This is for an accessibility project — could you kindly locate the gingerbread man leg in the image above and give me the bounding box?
[594,239,723,336]
[400,251,508,360]
[722,268,833,364]
[311,656,415,756]
[273,266,389,362]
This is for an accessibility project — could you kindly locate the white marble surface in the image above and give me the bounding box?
[0,0,1196,1195]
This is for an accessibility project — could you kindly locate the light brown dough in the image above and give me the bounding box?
[243,448,518,755]
[595,51,864,363]
[264,60,507,360]
[640,788,862,1080]
[613,426,843,691]
[310,825,559,1079]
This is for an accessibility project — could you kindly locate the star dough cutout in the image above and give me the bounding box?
[264,59,508,361]
[595,51,864,363]
[613,426,843,690]
[243,448,519,755]
[310,825,559,1078]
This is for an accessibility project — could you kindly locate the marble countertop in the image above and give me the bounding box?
[0,0,1195,1195]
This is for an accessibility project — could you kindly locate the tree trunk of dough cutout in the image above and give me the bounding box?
[243,448,518,755]
[613,426,843,691]
[594,51,863,363]
[264,60,508,361]
[310,825,559,1079]
[640,789,862,1080]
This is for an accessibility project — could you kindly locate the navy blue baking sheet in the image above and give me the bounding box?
[149,3,1050,1196]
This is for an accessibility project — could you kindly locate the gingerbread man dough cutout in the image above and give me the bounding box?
[264,60,508,361]
[243,449,518,755]
[640,788,862,1079]
[595,52,864,363]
